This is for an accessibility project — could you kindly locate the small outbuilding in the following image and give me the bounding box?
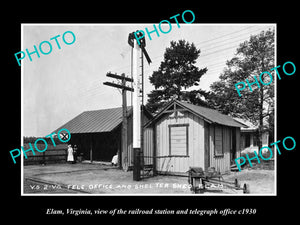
[145,100,247,175]
[233,117,269,154]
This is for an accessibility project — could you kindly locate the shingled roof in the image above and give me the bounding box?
[54,106,132,134]
[179,101,247,127]
[147,100,247,128]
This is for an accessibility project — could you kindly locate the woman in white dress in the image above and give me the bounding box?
[67,144,74,163]
[111,154,118,166]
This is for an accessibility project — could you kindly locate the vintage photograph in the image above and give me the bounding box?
[21,23,276,195]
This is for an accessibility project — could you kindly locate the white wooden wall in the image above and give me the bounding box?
[155,111,205,174]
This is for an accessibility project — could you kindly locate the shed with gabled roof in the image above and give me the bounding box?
[53,106,153,170]
[146,100,247,174]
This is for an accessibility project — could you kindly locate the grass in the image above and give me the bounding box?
[241,151,275,170]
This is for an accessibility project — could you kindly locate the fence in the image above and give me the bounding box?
[23,143,68,165]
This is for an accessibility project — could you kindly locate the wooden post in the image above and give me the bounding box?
[122,73,128,171]
[103,72,133,170]
[42,151,46,165]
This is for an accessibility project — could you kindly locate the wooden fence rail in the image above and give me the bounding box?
[23,143,68,165]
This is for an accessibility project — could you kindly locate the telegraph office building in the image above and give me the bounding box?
[145,100,246,175]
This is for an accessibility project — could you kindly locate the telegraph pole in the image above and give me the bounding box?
[121,73,128,171]
[128,31,151,181]
[103,72,133,171]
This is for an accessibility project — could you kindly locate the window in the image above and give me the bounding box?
[169,124,189,156]
[214,125,224,156]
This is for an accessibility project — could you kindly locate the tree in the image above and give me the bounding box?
[146,40,208,113]
[208,29,275,150]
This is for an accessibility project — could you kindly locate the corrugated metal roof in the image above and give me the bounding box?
[178,101,247,127]
[54,106,132,134]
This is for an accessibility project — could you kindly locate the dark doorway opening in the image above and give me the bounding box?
[70,128,121,163]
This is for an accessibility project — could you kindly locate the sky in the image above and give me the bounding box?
[22,23,275,137]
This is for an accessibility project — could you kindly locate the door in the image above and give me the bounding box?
[168,124,189,173]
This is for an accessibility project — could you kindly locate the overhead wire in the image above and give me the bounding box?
[74,25,274,107]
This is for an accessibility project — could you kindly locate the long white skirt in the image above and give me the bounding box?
[111,155,118,165]
[67,148,74,161]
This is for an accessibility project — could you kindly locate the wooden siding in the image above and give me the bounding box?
[209,124,232,173]
[153,105,242,175]
[214,125,223,156]
[126,114,133,167]
[155,111,205,174]
[127,114,154,168]
[204,122,210,170]
[143,127,154,166]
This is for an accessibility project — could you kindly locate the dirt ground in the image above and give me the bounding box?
[23,163,275,195]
